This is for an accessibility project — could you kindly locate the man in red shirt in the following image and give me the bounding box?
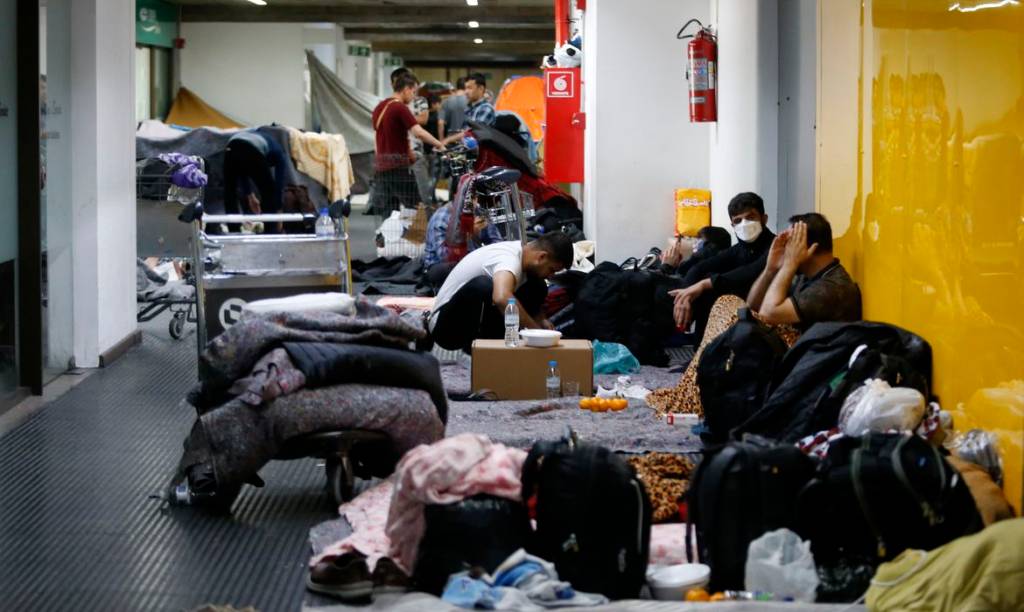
[367,73,443,217]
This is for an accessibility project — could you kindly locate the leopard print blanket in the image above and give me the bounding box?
[628,452,695,523]
[647,295,801,417]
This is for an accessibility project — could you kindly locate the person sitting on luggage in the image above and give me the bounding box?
[422,200,501,293]
[746,212,862,328]
[659,225,733,277]
[429,232,574,352]
[667,193,777,339]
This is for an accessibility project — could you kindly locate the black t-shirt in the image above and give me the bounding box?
[790,258,862,328]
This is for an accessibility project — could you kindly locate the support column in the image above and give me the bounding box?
[708,0,780,230]
[71,0,137,367]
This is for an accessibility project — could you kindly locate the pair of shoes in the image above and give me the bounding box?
[306,553,410,601]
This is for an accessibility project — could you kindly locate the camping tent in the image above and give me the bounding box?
[495,75,545,143]
[165,87,245,129]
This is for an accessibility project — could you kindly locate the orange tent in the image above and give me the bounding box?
[165,87,245,129]
[495,75,545,142]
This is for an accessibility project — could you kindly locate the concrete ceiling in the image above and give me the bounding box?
[170,0,556,65]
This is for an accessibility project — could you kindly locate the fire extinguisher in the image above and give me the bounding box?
[678,19,717,122]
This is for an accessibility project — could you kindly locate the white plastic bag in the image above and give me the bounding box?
[838,379,925,436]
[745,528,819,602]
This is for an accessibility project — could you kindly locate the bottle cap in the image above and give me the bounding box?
[549,360,557,367]
[508,298,516,304]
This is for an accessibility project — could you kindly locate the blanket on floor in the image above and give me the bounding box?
[176,384,444,492]
[189,299,424,412]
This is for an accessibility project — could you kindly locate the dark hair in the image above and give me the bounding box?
[532,231,574,268]
[697,226,732,252]
[392,73,418,93]
[789,212,833,252]
[466,72,487,88]
[427,94,440,107]
[727,192,765,218]
[455,77,467,89]
[390,67,411,84]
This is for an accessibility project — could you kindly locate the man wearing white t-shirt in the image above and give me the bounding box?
[429,232,574,352]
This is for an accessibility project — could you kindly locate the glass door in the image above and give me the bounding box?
[40,0,74,379]
[0,0,18,397]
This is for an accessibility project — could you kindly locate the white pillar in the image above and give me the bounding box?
[582,0,711,265]
[708,0,780,231]
[71,0,137,366]
[352,40,374,94]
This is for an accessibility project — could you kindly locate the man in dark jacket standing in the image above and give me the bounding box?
[668,192,775,340]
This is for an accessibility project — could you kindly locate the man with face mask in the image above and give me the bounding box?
[666,192,776,340]
[429,232,574,352]
[747,213,861,327]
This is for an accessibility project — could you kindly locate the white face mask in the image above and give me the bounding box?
[733,219,763,243]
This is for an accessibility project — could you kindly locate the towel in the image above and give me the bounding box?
[286,127,354,203]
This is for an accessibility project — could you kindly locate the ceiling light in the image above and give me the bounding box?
[468,21,480,28]
[473,38,484,44]
[466,0,479,6]
[246,0,267,5]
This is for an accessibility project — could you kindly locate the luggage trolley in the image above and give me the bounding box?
[136,158,203,340]
[179,201,353,357]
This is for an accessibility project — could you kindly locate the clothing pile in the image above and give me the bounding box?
[173,298,446,504]
[136,259,194,302]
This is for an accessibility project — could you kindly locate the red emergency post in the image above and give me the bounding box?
[543,67,584,183]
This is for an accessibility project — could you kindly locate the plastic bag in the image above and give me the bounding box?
[596,376,650,400]
[946,428,1003,486]
[593,341,641,374]
[837,379,925,436]
[674,188,711,237]
[745,528,819,602]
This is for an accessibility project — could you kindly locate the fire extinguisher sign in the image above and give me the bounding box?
[546,70,575,98]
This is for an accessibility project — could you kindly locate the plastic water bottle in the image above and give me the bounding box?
[546,360,561,399]
[504,298,520,347]
[315,208,335,238]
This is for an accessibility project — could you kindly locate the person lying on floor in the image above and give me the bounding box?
[421,200,501,294]
[658,225,732,277]
[746,212,862,327]
[667,192,776,339]
[429,232,574,352]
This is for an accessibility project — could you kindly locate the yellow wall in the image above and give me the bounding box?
[818,0,1024,512]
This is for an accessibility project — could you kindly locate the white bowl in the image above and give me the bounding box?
[518,329,562,348]
[646,563,710,601]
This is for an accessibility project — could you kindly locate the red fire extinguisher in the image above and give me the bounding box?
[678,19,717,122]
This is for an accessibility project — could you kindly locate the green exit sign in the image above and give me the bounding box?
[384,57,404,67]
[348,45,371,57]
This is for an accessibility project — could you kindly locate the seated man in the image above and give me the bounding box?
[421,200,502,294]
[659,225,733,277]
[429,232,574,352]
[747,212,862,327]
[668,192,776,340]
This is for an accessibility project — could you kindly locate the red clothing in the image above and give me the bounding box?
[473,145,576,210]
[373,98,417,171]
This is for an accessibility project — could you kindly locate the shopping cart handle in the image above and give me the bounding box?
[178,202,204,223]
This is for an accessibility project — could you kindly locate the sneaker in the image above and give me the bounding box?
[306,552,373,601]
[372,557,411,595]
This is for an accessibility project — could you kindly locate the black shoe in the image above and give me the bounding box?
[307,552,373,601]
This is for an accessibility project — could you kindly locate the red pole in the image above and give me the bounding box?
[554,0,569,45]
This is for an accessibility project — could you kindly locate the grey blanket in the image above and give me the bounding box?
[177,384,444,493]
[189,299,425,411]
[137,125,331,212]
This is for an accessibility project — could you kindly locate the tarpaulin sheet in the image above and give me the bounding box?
[165,87,245,130]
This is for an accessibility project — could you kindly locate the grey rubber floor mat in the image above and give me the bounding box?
[0,321,334,611]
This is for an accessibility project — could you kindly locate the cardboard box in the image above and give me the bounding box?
[471,339,594,401]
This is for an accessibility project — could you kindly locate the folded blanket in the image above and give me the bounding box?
[177,384,444,493]
[284,342,448,423]
[189,298,425,412]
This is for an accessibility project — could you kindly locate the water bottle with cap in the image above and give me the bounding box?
[504,298,519,347]
[315,208,335,238]
[546,360,561,399]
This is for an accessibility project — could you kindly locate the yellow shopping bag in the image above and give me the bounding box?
[674,188,712,237]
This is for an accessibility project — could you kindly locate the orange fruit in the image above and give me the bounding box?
[611,398,628,411]
[709,592,728,602]
[579,397,593,410]
[685,588,710,602]
[592,399,609,412]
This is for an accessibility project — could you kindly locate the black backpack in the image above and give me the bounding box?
[697,309,789,444]
[799,433,982,568]
[687,437,817,592]
[735,322,933,443]
[414,495,532,595]
[521,435,652,600]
